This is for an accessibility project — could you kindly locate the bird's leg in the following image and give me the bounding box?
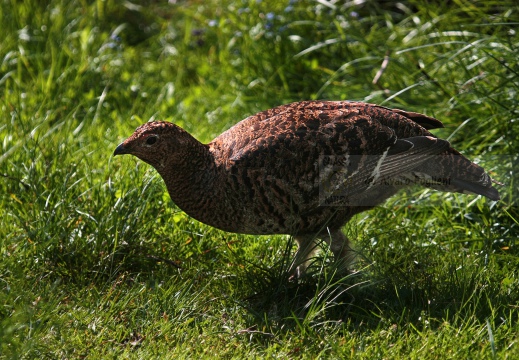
[324,229,355,273]
[292,235,320,278]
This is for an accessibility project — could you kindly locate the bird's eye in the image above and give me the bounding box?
[146,136,157,145]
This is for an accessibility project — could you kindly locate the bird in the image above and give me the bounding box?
[114,100,500,275]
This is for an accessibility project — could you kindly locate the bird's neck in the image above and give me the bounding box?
[156,142,230,229]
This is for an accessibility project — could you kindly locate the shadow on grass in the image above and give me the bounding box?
[31,224,519,348]
[37,241,184,286]
[234,241,519,345]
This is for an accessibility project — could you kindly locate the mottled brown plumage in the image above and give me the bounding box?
[114,101,500,274]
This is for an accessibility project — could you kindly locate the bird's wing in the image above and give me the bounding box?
[215,103,451,208]
[321,136,450,201]
[211,101,499,205]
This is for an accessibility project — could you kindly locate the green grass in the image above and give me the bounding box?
[1,0,518,358]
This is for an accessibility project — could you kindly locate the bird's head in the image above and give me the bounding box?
[113,121,197,169]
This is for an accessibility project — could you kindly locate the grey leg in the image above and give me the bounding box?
[323,229,355,272]
[292,235,320,277]
[292,230,354,277]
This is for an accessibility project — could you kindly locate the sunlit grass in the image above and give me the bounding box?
[1,0,518,358]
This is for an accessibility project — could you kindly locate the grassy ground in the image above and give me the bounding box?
[1,0,518,358]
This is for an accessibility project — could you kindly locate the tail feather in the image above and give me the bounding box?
[411,150,500,201]
[450,178,500,201]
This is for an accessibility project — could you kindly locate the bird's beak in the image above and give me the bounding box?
[113,143,130,156]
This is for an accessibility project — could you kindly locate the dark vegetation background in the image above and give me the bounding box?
[1,0,518,358]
